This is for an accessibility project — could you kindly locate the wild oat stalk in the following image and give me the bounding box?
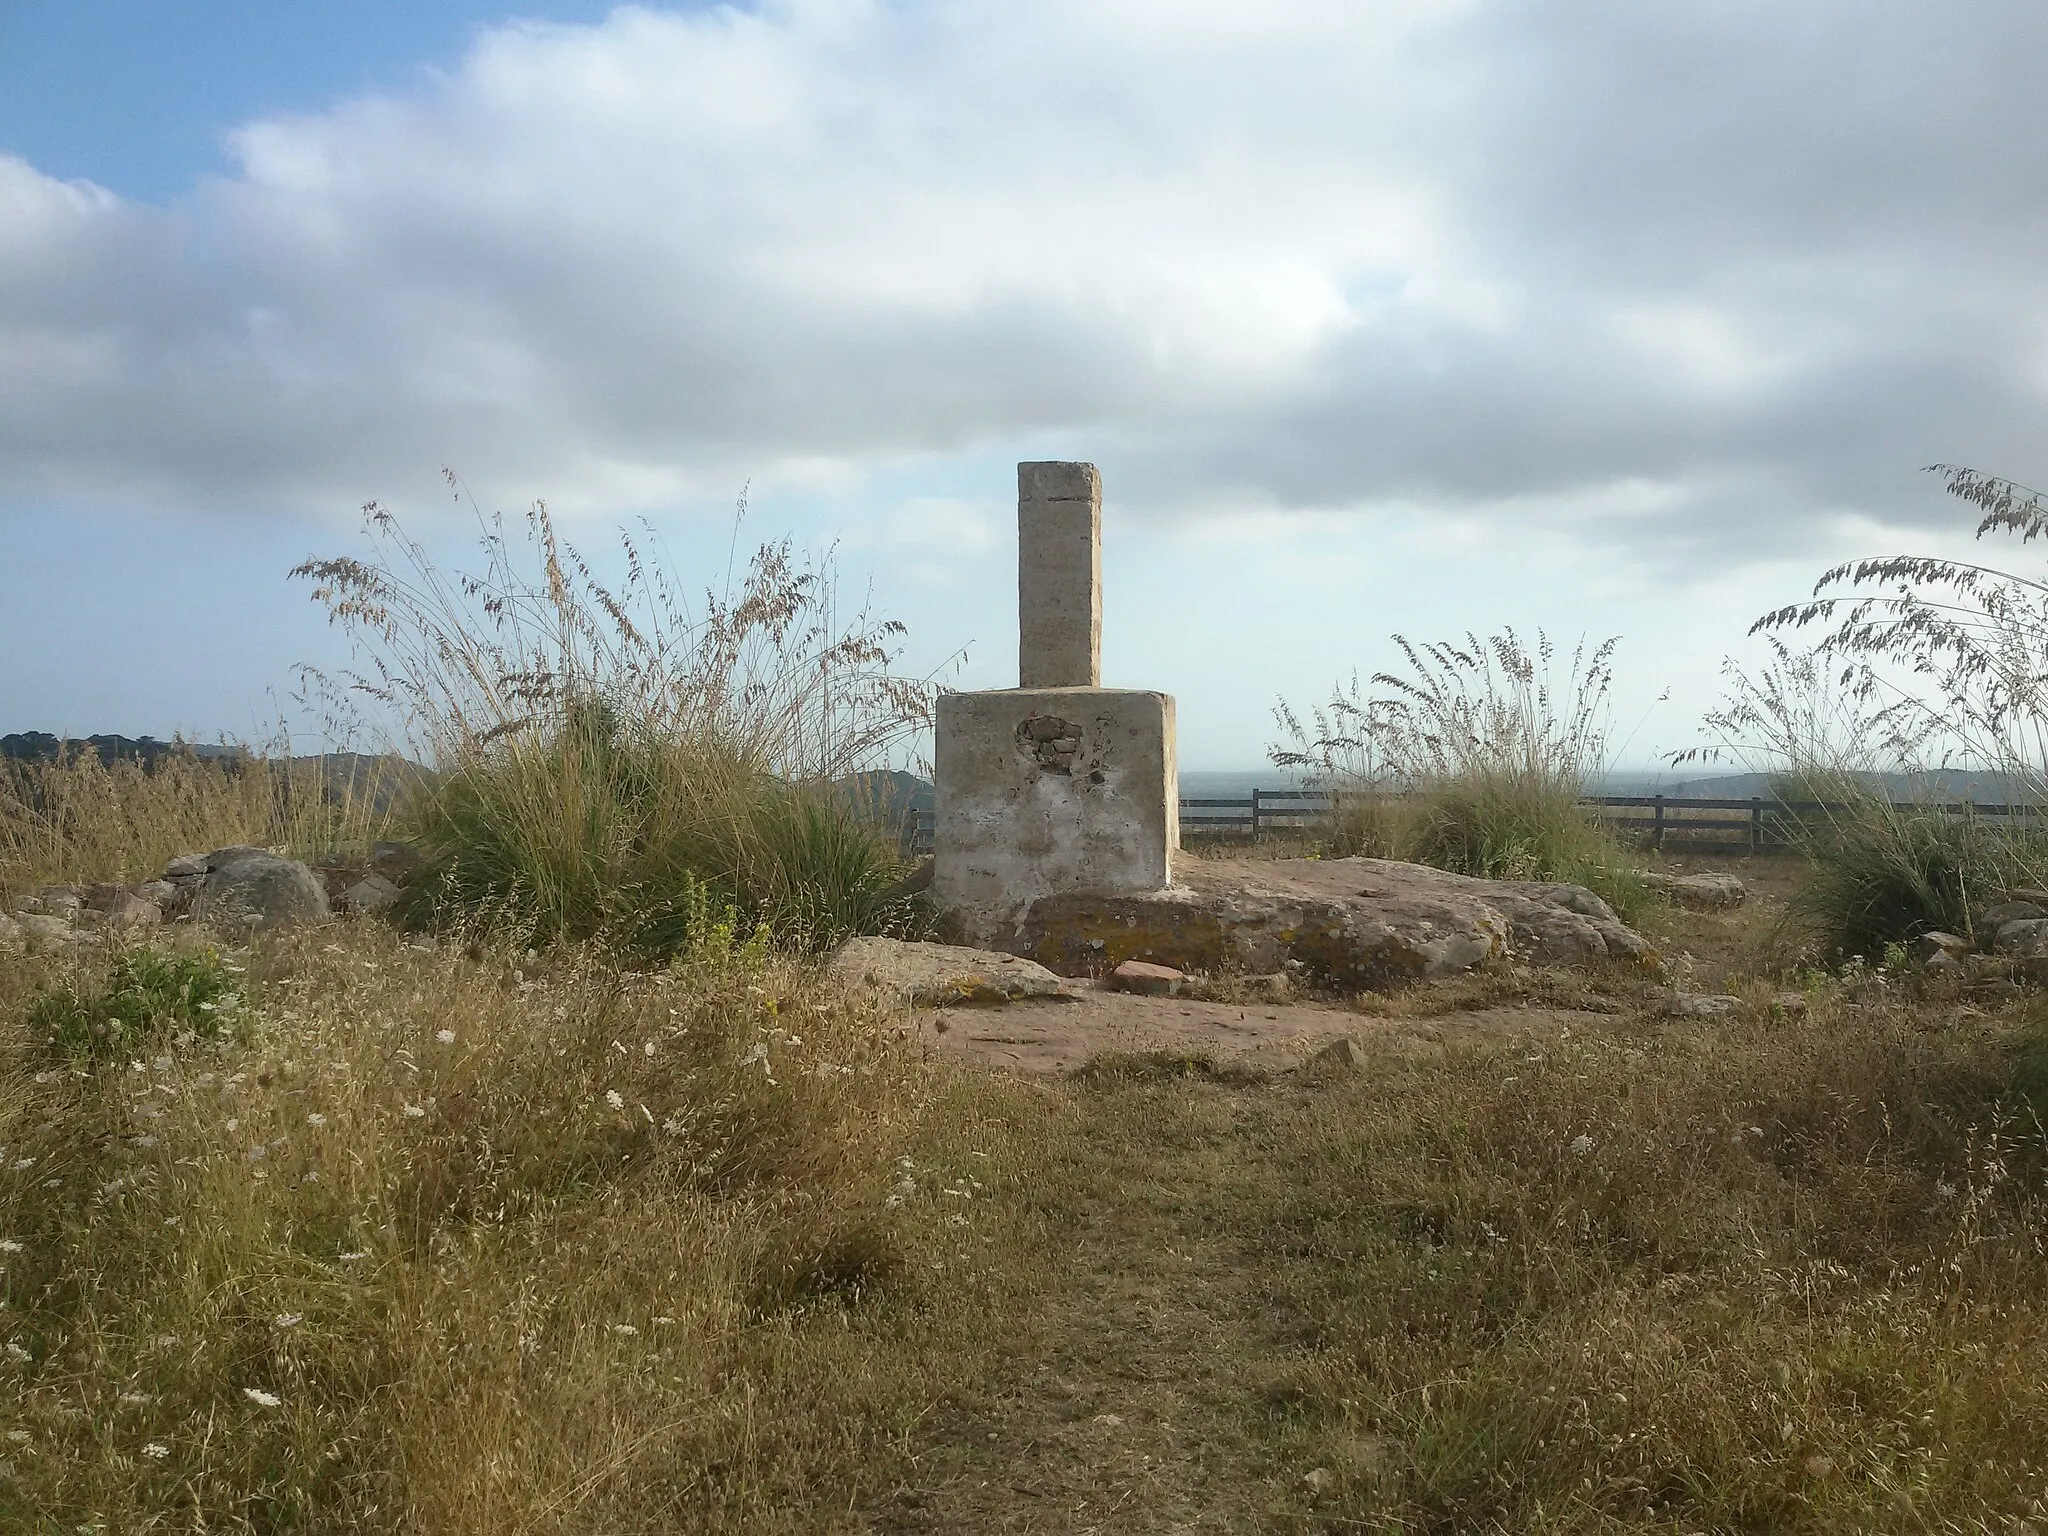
[1273,631,1641,912]
[289,484,936,951]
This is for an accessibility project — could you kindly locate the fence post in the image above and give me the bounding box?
[1750,797,1762,855]
[1251,788,1263,841]
[1653,795,1665,852]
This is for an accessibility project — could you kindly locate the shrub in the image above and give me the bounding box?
[1686,465,2048,957]
[29,946,248,1063]
[1274,631,1646,918]
[295,494,933,955]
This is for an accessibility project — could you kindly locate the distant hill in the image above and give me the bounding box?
[839,769,934,824]
[1631,769,2046,805]
[1,731,238,767]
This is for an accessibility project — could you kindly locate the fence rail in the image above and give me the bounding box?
[904,792,2048,856]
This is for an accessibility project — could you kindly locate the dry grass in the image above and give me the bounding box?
[0,752,396,907]
[10,835,2048,1529]
[0,923,1047,1531]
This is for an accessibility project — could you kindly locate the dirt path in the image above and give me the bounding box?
[918,982,1608,1075]
[881,990,1626,1532]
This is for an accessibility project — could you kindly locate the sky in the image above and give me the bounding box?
[6,1,2048,772]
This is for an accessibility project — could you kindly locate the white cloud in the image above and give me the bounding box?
[5,0,2048,563]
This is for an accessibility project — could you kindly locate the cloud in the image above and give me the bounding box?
[5,0,2048,562]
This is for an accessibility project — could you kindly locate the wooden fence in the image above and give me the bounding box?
[906,792,2047,857]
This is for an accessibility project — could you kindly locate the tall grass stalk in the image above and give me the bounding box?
[293,490,935,952]
[1684,467,2048,959]
[0,748,396,905]
[1273,630,1645,916]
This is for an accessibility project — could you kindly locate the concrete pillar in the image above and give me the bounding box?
[1018,461,1101,689]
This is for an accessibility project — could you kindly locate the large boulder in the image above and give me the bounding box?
[190,847,329,930]
[828,936,1067,1006]
[948,856,1654,990]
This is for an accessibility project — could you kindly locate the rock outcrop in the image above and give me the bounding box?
[947,856,1654,989]
[828,936,1068,1006]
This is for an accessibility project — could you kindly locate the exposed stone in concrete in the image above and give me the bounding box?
[1641,871,1747,909]
[935,686,1177,940]
[828,935,1068,1006]
[987,856,1652,989]
[1108,959,1184,996]
[1017,461,1102,689]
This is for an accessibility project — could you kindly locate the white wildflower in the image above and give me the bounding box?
[129,1136,160,1150]
[652,1316,675,1326]
[402,1104,426,1118]
[737,1041,769,1070]
[118,1392,153,1405]
[5,1429,27,1443]
[274,1313,302,1329]
[642,1041,655,1058]
[0,1239,21,1254]
[4,1342,30,1361]
[241,1387,281,1408]
[338,1251,368,1262]
[1570,1134,1595,1157]
[141,1441,169,1459]
[434,1030,456,1045]
[224,1118,239,1132]
[610,1323,638,1336]
[151,1057,172,1073]
[605,1090,624,1111]
[661,1113,685,1135]
[305,1113,326,1127]
[1936,1181,1958,1200]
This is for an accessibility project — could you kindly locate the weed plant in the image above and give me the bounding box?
[1273,630,1646,917]
[29,945,247,1063]
[294,493,934,954]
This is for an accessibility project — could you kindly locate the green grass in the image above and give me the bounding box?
[27,944,249,1063]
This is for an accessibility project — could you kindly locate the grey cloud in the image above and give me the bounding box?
[3,0,2047,561]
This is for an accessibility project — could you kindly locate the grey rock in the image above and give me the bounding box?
[339,873,403,915]
[1980,900,2046,932]
[17,913,80,947]
[191,847,329,930]
[103,892,162,930]
[973,857,1656,991]
[1310,1036,1367,1072]
[1642,871,1747,909]
[1663,991,1743,1019]
[134,880,178,907]
[1108,959,1185,996]
[828,936,1066,1006]
[1924,950,1965,977]
[0,913,20,950]
[1909,931,1971,965]
[35,889,83,920]
[370,841,422,879]
[1994,917,2048,956]
[164,853,209,879]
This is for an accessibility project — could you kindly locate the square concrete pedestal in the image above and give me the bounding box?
[934,687,1177,942]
